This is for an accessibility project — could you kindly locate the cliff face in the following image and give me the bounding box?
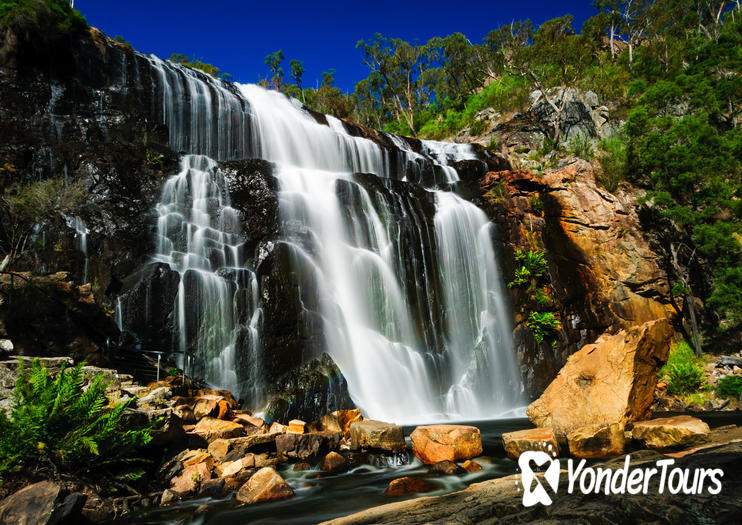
[476,160,673,397]
[0,25,673,416]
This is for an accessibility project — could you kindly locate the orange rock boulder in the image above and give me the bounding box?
[410,425,482,465]
[527,319,673,436]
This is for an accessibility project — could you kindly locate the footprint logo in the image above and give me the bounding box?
[517,447,560,507]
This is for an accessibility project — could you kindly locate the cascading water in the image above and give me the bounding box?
[134,54,522,421]
[67,216,89,283]
[152,155,263,401]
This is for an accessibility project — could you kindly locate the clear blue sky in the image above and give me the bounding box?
[75,1,595,92]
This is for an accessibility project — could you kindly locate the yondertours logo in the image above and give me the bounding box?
[516,450,724,507]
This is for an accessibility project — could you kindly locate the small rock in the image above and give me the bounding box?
[320,451,348,474]
[236,467,294,505]
[276,432,325,461]
[160,489,177,506]
[198,478,226,498]
[207,434,276,460]
[220,455,257,478]
[174,404,196,424]
[0,339,13,352]
[461,460,483,473]
[428,460,466,475]
[269,422,288,434]
[136,386,172,408]
[288,419,306,434]
[170,462,211,497]
[317,409,362,437]
[717,356,742,368]
[234,413,267,429]
[350,420,405,453]
[502,427,559,460]
[410,425,482,464]
[293,462,312,471]
[194,395,226,420]
[193,417,243,443]
[181,449,213,469]
[632,415,711,449]
[384,477,436,496]
[567,423,625,458]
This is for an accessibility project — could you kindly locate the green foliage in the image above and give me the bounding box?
[509,249,548,288]
[717,375,742,399]
[596,135,628,192]
[0,359,153,479]
[145,149,164,168]
[169,53,230,80]
[569,134,593,160]
[661,341,706,396]
[0,0,87,40]
[469,118,488,136]
[527,311,561,344]
[530,195,543,212]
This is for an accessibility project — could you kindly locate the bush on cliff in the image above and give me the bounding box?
[0,358,153,480]
[717,375,742,400]
[661,341,706,396]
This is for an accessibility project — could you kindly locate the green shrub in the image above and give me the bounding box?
[469,118,488,136]
[0,358,153,479]
[717,375,742,399]
[596,136,628,192]
[569,134,593,160]
[0,0,88,49]
[661,341,705,396]
[527,311,561,344]
[508,249,548,288]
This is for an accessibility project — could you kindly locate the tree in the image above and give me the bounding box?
[290,59,305,102]
[357,34,436,136]
[264,49,285,90]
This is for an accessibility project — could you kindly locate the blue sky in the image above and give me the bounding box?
[75,1,595,92]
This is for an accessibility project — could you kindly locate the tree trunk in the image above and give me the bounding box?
[686,293,703,358]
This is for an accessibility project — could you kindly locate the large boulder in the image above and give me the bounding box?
[410,425,482,464]
[567,423,625,458]
[236,467,295,505]
[502,427,559,460]
[0,481,85,525]
[632,415,711,449]
[193,417,244,443]
[350,420,405,453]
[527,319,673,436]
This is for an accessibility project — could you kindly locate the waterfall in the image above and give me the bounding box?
[136,54,521,421]
[67,216,89,283]
[153,155,263,402]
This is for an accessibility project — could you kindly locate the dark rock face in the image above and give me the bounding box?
[264,353,354,424]
[0,481,86,525]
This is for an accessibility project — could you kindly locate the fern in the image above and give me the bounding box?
[0,358,154,479]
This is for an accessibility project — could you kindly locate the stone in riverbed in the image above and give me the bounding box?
[567,423,625,458]
[502,427,559,460]
[198,478,226,498]
[276,432,326,461]
[410,425,482,464]
[316,409,363,437]
[350,420,405,453]
[236,467,295,505]
[527,319,673,436]
[193,395,226,420]
[170,461,212,497]
[320,451,349,473]
[193,417,243,443]
[384,477,436,496]
[429,460,466,475]
[461,460,483,473]
[632,415,710,449]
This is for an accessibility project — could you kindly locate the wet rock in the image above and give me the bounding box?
[348,420,405,454]
[429,460,466,476]
[632,415,711,449]
[276,432,325,461]
[410,425,482,464]
[384,477,436,496]
[198,478,226,498]
[236,467,295,505]
[461,460,483,473]
[316,409,363,437]
[567,423,625,458]
[502,427,559,460]
[193,394,227,420]
[0,481,85,525]
[527,319,673,436]
[293,462,312,471]
[193,417,244,443]
[320,451,349,474]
